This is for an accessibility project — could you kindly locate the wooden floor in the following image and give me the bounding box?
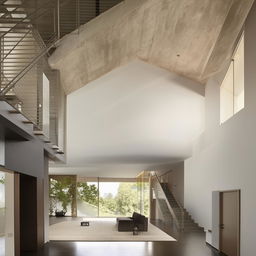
[22,218,224,256]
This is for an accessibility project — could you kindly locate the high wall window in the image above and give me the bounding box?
[220,34,244,124]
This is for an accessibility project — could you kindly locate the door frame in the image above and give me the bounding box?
[0,167,19,256]
[219,189,241,256]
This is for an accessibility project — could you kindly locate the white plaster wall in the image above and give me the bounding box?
[63,60,204,177]
[5,172,14,256]
[167,163,184,207]
[44,155,49,243]
[184,4,256,256]
[42,73,50,139]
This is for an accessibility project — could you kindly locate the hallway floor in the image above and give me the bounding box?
[22,226,223,256]
[22,234,223,256]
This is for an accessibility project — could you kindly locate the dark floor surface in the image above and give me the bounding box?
[21,217,224,256]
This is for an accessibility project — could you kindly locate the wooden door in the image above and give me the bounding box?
[220,190,240,256]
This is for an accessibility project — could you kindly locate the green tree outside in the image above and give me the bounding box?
[49,178,149,217]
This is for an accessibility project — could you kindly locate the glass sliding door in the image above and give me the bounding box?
[137,171,150,217]
[99,179,139,217]
[49,176,150,219]
[77,177,98,217]
[0,169,14,256]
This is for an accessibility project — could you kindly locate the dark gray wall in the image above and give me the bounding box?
[0,125,5,166]
[5,139,45,179]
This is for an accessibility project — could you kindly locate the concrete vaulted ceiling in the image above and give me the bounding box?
[49,0,254,95]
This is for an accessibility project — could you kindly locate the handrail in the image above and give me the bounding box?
[0,36,58,95]
[1,28,31,63]
[0,0,61,95]
[154,171,185,211]
[152,171,184,230]
[0,0,57,39]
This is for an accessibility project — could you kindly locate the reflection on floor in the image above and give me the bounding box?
[0,236,5,256]
[22,233,223,256]
[50,216,83,226]
[22,217,224,256]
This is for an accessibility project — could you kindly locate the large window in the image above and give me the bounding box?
[49,175,76,216]
[49,176,149,218]
[99,180,139,217]
[77,178,98,217]
[220,34,244,124]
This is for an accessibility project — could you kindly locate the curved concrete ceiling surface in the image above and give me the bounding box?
[49,0,254,94]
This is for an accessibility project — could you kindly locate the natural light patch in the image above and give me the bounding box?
[49,218,176,242]
[220,34,244,124]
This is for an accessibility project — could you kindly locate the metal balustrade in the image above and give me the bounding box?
[151,172,185,231]
[0,0,123,151]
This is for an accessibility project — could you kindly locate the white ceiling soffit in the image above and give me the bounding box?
[50,60,205,177]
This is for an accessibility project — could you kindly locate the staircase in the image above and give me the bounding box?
[0,0,124,150]
[0,0,59,96]
[160,182,203,232]
[0,0,124,96]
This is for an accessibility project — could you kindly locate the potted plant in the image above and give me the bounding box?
[50,177,72,217]
[55,209,67,217]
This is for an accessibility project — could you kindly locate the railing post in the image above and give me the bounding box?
[0,37,2,90]
[96,0,100,16]
[77,0,80,30]
[57,0,60,39]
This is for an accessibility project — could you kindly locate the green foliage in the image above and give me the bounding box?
[0,177,4,184]
[99,196,116,214]
[49,178,99,215]
[99,183,141,216]
[142,183,150,216]
[49,177,74,213]
[49,178,149,217]
[115,183,139,216]
[77,182,98,206]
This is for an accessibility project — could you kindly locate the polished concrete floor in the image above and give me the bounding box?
[49,216,83,226]
[22,218,223,256]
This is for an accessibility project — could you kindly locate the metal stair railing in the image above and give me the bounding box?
[0,0,60,95]
[0,1,57,39]
[152,171,185,231]
[0,0,125,95]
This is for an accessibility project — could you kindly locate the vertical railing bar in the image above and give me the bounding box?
[57,0,60,39]
[97,177,100,217]
[96,0,100,16]
[1,28,32,63]
[77,0,80,31]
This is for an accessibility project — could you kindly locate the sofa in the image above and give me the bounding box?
[117,212,148,232]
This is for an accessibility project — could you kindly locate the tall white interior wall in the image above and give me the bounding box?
[184,4,256,256]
